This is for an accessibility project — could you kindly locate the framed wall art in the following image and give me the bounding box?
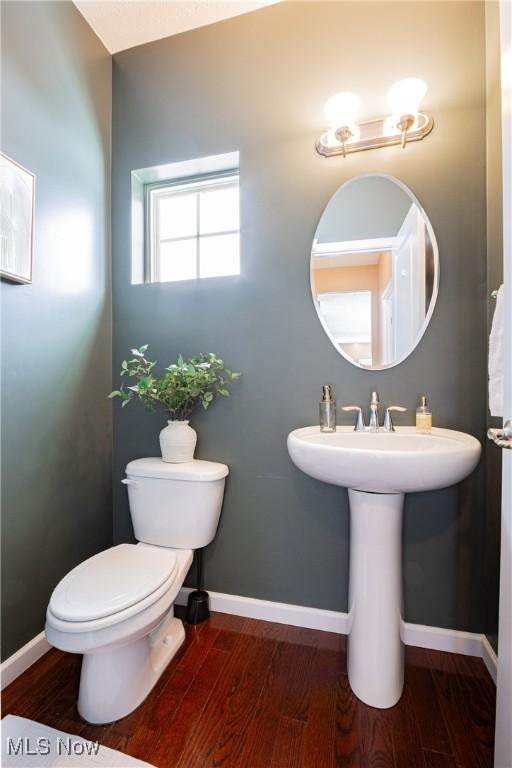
[0,151,35,284]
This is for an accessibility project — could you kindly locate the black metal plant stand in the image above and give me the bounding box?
[186,548,210,624]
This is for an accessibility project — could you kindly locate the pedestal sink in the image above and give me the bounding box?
[287,426,481,708]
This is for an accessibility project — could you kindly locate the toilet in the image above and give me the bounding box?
[45,457,228,725]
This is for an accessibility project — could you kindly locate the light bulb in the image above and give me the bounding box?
[323,91,360,130]
[387,78,427,121]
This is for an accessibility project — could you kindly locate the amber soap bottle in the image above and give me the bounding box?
[416,395,432,433]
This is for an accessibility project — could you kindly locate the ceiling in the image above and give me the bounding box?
[73,0,282,54]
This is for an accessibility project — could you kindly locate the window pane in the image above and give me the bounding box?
[317,291,372,343]
[157,193,197,240]
[158,240,197,282]
[199,233,240,278]
[199,185,239,234]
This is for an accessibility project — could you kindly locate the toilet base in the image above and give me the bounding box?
[77,612,185,724]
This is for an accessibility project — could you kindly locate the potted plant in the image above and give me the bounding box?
[110,345,240,463]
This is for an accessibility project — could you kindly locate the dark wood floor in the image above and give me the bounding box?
[2,608,496,768]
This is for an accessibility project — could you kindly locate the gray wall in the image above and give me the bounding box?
[112,0,488,632]
[1,1,112,659]
[484,0,503,653]
[316,175,411,242]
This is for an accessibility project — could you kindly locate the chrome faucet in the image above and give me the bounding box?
[342,391,407,432]
[369,391,380,431]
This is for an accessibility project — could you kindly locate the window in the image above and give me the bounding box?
[317,291,372,344]
[317,290,373,366]
[146,172,239,283]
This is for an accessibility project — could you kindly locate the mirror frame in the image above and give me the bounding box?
[310,173,440,371]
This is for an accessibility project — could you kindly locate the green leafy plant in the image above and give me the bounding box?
[109,345,240,421]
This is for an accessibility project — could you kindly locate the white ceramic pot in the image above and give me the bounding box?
[159,420,197,463]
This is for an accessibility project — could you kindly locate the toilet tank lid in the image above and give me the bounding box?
[125,458,229,482]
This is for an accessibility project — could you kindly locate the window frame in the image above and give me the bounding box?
[316,289,372,344]
[144,169,240,283]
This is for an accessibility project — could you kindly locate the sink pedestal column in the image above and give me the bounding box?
[347,489,405,708]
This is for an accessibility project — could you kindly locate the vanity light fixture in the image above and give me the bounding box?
[316,78,433,158]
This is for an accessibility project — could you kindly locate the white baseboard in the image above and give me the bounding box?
[481,635,498,684]
[1,632,51,690]
[176,587,349,634]
[177,587,497,683]
[2,592,498,690]
[401,621,484,657]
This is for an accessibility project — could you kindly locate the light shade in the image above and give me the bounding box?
[324,91,360,129]
[387,78,427,119]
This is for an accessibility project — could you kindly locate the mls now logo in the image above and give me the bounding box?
[7,736,100,757]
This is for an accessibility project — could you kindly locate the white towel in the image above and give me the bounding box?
[489,283,505,417]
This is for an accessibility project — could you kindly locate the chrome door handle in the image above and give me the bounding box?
[487,420,512,449]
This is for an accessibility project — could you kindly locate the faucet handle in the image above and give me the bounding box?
[371,391,380,405]
[342,405,365,432]
[383,406,407,432]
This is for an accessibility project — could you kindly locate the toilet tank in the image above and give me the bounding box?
[124,458,228,549]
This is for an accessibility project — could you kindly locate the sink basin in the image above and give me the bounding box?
[287,426,481,493]
[287,424,481,709]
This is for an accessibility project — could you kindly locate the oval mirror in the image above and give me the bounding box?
[311,174,439,370]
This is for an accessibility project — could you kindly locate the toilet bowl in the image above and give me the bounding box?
[45,458,228,724]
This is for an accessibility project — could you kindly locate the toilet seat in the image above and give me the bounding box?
[47,544,178,630]
[46,547,192,647]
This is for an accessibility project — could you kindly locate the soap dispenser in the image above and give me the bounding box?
[416,395,432,434]
[320,384,336,433]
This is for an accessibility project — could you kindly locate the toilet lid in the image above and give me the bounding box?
[49,544,177,622]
